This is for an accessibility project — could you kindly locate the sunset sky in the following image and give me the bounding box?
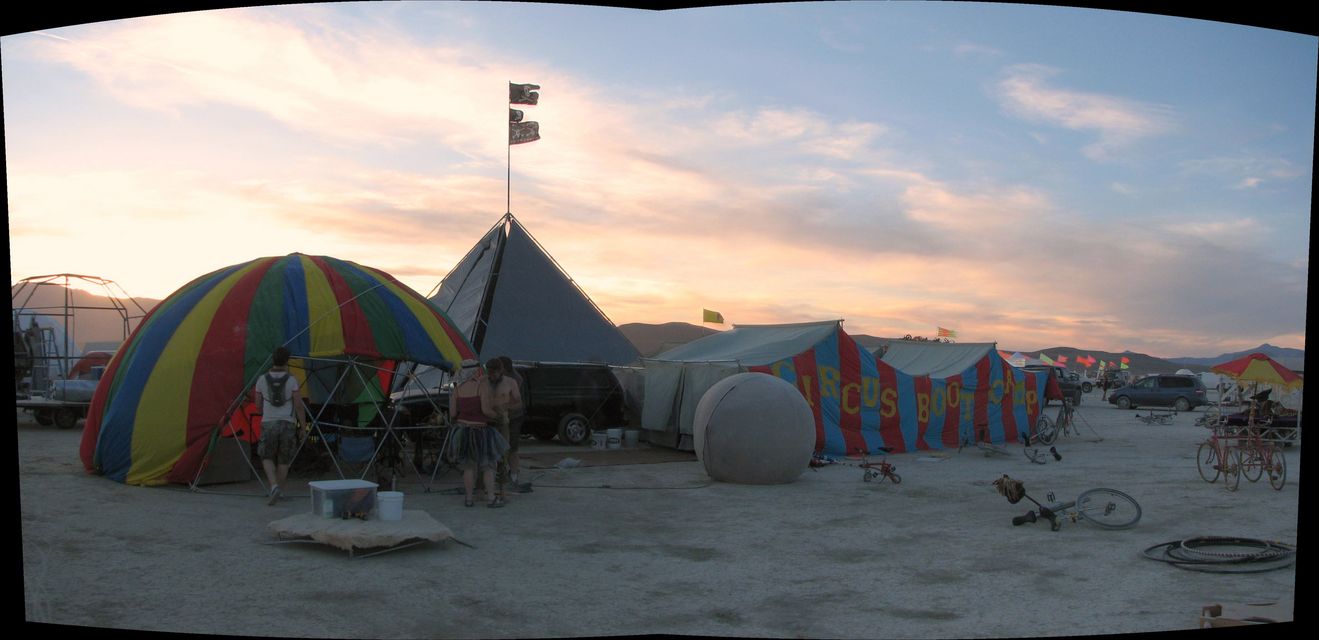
[4,3,1313,358]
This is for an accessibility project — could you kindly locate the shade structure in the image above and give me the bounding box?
[1210,353,1303,391]
[79,254,475,485]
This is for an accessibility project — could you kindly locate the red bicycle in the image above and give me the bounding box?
[858,449,901,484]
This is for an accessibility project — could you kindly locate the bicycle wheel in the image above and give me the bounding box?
[1240,446,1264,482]
[1267,446,1286,491]
[1196,442,1220,483]
[1073,488,1142,529]
[1035,415,1057,445]
[1223,448,1242,492]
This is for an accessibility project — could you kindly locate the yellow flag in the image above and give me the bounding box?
[702,309,724,324]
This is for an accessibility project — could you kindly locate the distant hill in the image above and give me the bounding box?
[1169,344,1305,372]
[1018,347,1211,376]
[617,322,719,358]
[11,281,159,351]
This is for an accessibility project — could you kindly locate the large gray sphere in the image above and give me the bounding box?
[693,372,816,484]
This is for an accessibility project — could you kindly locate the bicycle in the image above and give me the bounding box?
[1195,423,1244,491]
[993,475,1141,531]
[858,449,901,484]
[1135,410,1176,425]
[1024,446,1062,465]
[1030,397,1076,446]
[1235,420,1286,491]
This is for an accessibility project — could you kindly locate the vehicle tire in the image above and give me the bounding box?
[1174,397,1191,412]
[556,412,592,446]
[1196,442,1220,483]
[1223,448,1242,492]
[1082,382,1093,393]
[1267,446,1286,490]
[34,409,54,426]
[1074,488,1142,529]
[1115,396,1132,410]
[54,407,80,430]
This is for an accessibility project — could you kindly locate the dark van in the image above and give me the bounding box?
[1107,374,1208,411]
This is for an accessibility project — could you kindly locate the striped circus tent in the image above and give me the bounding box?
[79,254,474,485]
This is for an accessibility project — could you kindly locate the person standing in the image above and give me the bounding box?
[255,346,304,505]
[479,358,521,504]
[496,356,530,493]
[449,361,510,508]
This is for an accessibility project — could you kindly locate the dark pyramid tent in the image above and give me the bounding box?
[419,214,639,371]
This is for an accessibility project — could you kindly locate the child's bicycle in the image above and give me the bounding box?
[993,475,1141,532]
[858,449,901,484]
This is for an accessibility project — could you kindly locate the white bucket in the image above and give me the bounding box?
[377,491,404,521]
[607,428,623,449]
[624,430,641,447]
[591,432,608,449]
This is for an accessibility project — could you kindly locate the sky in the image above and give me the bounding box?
[4,3,1314,359]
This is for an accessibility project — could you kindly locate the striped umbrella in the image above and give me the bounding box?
[1210,353,1303,390]
[79,254,474,485]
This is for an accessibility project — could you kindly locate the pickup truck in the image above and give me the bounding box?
[1024,365,1082,406]
[390,361,628,445]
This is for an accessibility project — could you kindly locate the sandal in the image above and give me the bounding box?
[487,496,505,508]
[464,498,474,508]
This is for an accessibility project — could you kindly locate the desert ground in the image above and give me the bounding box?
[20,390,1298,637]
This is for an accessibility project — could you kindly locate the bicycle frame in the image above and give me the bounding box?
[996,475,1141,531]
[858,450,901,484]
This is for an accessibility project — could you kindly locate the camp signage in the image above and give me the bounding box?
[748,330,1047,456]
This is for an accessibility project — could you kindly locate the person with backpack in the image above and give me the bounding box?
[255,346,304,505]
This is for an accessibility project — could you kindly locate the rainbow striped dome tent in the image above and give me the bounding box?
[79,254,474,486]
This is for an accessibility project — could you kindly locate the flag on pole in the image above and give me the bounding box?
[703,309,725,324]
[1056,355,1068,364]
[509,83,541,145]
[1120,356,1130,370]
[509,121,540,144]
[936,327,957,338]
[509,83,540,105]
[1039,353,1055,365]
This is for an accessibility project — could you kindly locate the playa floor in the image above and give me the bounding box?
[20,392,1298,637]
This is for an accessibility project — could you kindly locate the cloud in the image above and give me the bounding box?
[1179,155,1307,190]
[995,64,1176,159]
[953,42,1003,58]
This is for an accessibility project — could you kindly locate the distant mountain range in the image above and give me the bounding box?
[16,285,1303,374]
[616,322,1305,374]
[617,322,718,358]
[1168,344,1305,372]
[11,281,160,352]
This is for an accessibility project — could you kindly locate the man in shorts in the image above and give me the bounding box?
[497,356,531,493]
[479,357,522,502]
[255,346,304,505]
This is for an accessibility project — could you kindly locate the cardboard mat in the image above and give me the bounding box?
[520,446,697,469]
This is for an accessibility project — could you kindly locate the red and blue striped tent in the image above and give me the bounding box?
[79,254,474,486]
[643,321,1049,455]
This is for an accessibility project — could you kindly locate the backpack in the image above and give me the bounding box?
[264,373,290,408]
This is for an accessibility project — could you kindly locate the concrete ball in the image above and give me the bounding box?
[693,372,816,484]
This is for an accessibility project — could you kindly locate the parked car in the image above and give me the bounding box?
[1075,371,1095,393]
[1106,374,1208,411]
[1024,365,1082,406]
[390,361,628,445]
